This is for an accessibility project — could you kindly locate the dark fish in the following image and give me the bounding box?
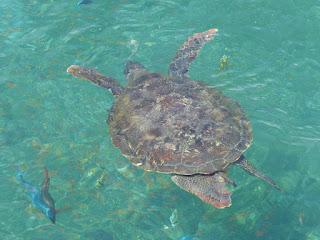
[76,0,92,9]
[40,166,56,224]
[17,166,54,222]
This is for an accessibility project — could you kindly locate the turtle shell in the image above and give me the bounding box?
[107,73,252,175]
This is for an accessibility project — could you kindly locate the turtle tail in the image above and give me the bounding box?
[235,155,283,191]
[67,65,124,97]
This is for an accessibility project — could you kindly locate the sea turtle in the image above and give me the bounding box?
[67,29,282,209]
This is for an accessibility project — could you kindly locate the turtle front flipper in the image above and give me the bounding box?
[235,155,283,191]
[67,65,124,97]
[168,29,218,78]
[171,173,232,209]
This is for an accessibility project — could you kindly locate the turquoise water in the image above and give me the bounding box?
[1,0,320,239]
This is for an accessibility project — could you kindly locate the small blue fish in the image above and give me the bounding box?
[76,0,92,9]
[17,166,54,223]
[179,236,195,240]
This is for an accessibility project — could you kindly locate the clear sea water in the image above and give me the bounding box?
[0,0,319,239]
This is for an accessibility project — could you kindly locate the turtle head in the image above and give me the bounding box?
[124,61,149,82]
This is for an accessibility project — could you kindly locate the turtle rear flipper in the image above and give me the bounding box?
[236,155,283,191]
[168,29,218,78]
[67,65,124,97]
[171,173,232,209]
